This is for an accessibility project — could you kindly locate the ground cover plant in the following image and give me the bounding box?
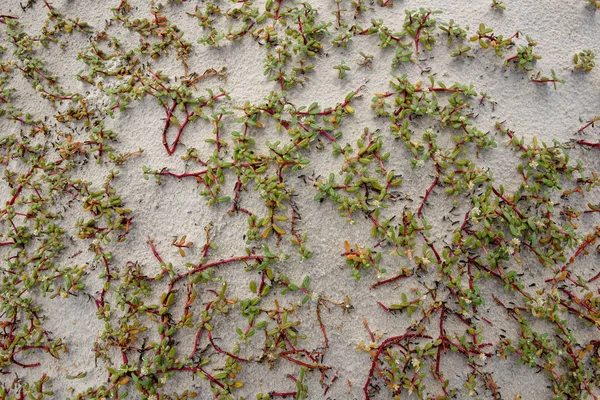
[0,0,599,399]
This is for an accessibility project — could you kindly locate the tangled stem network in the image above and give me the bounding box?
[0,0,599,399]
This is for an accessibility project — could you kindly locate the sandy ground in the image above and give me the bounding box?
[1,0,599,399]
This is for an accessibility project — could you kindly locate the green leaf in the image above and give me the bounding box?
[301,276,310,290]
[169,116,180,126]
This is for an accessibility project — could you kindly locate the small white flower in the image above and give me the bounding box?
[464,297,472,304]
[468,180,474,190]
[282,104,293,113]
[419,295,427,301]
[411,357,420,370]
[507,246,515,255]
[478,352,487,361]
[459,116,466,122]
[141,367,149,375]
[148,395,157,400]
[421,257,430,266]
[160,375,167,384]
[275,45,284,53]
[470,207,481,218]
[529,159,538,169]
[415,159,425,168]
[311,292,320,301]
[510,237,521,246]
[535,297,545,307]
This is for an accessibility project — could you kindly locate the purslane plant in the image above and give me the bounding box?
[505,35,540,70]
[491,0,506,10]
[531,69,566,90]
[1,1,599,399]
[574,49,596,72]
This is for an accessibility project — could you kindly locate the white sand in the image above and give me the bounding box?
[1,0,599,399]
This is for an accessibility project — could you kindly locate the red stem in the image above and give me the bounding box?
[417,162,439,217]
[370,271,412,289]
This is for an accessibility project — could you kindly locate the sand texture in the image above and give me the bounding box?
[1,0,599,399]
